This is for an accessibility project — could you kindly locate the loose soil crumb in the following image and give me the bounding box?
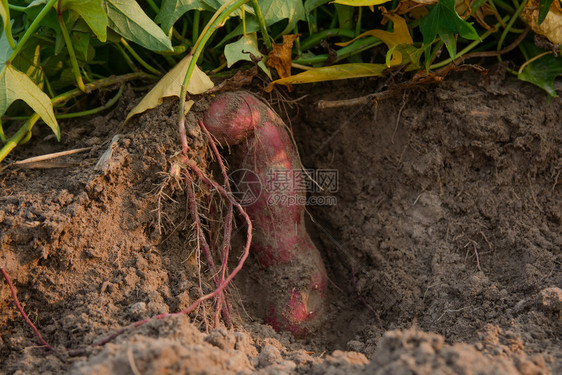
[1,74,560,374]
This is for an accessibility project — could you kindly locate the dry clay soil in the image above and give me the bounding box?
[0,74,561,374]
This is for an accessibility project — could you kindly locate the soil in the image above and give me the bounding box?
[1,72,561,375]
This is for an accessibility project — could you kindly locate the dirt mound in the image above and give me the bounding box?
[1,75,560,374]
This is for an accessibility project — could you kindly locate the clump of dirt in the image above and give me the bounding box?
[0,75,560,374]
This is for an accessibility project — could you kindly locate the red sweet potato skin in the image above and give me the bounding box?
[203,92,327,335]
[203,92,262,145]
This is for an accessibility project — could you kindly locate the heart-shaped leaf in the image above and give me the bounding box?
[156,0,206,32]
[60,0,108,42]
[224,33,270,77]
[420,0,480,58]
[103,0,173,52]
[0,65,59,139]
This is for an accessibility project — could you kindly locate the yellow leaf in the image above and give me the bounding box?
[125,55,214,122]
[265,63,386,91]
[332,0,391,6]
[336,12,413,65]
[521,0,562,44]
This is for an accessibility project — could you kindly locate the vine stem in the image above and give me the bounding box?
[300,28,356,51]
[120,38,162,76]
[294,36,382,65]
[178,0,248,137]
[192,10,201,46]
[58,13,87,92]
[497,0,527,54]
[250,0,271,50]
[7,0,58,64]
[54,86,124,120]
[518,51,552,75]
[8,4,27,12]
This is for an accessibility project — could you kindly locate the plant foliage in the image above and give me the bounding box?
[1,0,561,162]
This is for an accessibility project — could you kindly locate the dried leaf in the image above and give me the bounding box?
[267,34,300,79]
[266,34,299,91]
[392,0,430,18]
[521,0,562,44]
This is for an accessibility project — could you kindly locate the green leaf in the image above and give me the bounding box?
[215,0,306,46]
[538,0,554,25]
[420,0,480,58]
[205,0,305,35]
[60,0,108,42]
[125,54,214,122]
[155,0,206,32]
[216,16,259,47]
[25,2,61,33]
[103,0,173,52]
[332,0,391,6]
[335,3,354,30]
[0,28,13,70]
[0,65,59,139]
[518,43,562,97]
[224,33,270,78]
[253,0,306,35]
[439,31,457,58]
[71,31,92,62]
[50,67,76,91]
[304,0,331,14]
[200,0,243,13]
[265,63,386,91]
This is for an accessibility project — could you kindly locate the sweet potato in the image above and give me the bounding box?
[203,92,327,336]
